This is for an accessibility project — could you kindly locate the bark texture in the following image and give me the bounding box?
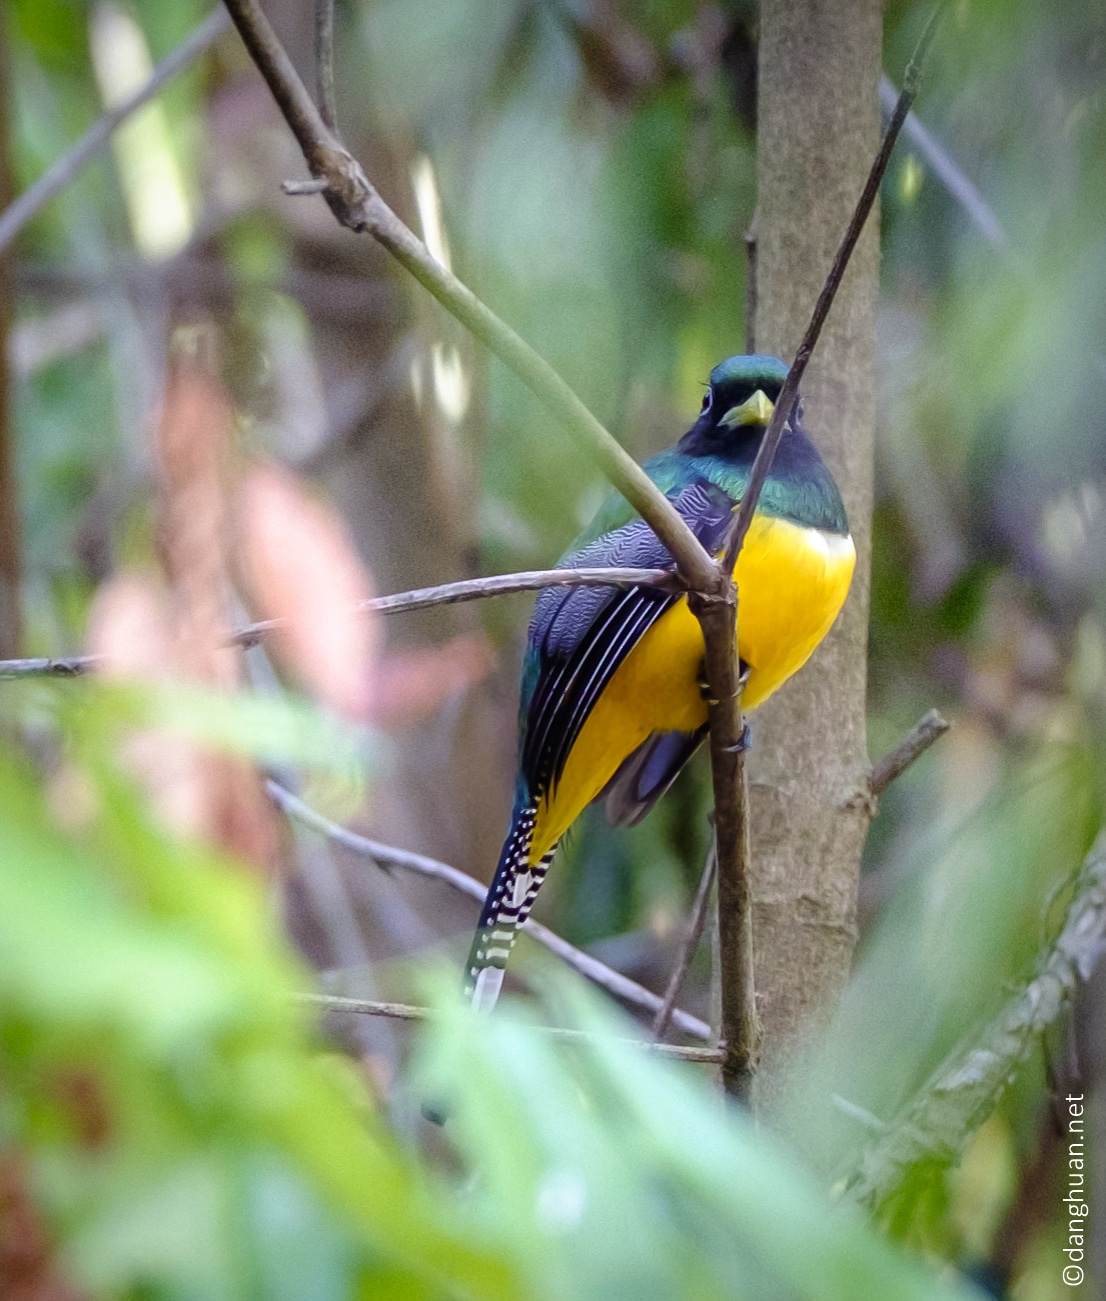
[750,0,881,1102]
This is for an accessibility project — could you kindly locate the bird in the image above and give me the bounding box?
[465,354,855,1012]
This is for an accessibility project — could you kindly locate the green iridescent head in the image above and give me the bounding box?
[705,354,789,426]
[678,355,791,455]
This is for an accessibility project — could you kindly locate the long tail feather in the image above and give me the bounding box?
[465,805,555,1012]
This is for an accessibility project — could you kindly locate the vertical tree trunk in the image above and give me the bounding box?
[749,0,881,1103]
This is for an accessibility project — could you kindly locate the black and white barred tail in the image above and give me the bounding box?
[465,803,557,1013]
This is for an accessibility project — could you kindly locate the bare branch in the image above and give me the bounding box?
[301,993,428,1022]
[219,0,718,593]
[0,565,676,678]
[721,2,947,578]
[879,76,1008,254]
[652,846,716,1040]
[695,616,759,1101]
[356,566,676,618]
[842,833,1106,1211]
[0,9,230,255]
[281,178,328,195]
[299,993,724,1062]
[0,654,102,680]
[268,781,713,1042]
[868,709,950,798]
[314,0,338,134]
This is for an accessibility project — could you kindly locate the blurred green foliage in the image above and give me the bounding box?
[0,679,981,1299]
[0,689,512,1298]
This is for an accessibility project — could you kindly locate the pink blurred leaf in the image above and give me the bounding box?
[86,573,275,871]
[373,633,496,725]
[235,462,377,720]
[86,572,177,681]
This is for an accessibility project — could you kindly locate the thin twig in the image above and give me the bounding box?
[0,565,676,678]
[652,845,716,1040]
[868,708,950,797]
[842,833,1106,1211]
[299,993,724,1062]
[314,0,338,134]
[721,2,947,577]
[0,9,230,255]
[0,654,102,680]
[357,566,675,618]
[281,178,328,195]
[268,780,713,1042]
[219,0,718,594]
[878,76,1008,254]
[301,993,428,1022]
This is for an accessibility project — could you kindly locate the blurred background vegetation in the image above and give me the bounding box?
[1,0,1104,1297]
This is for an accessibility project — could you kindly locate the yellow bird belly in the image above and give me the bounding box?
[529,512,856,862]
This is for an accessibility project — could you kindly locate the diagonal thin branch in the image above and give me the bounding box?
[853,712,951,918]
[0,654,101,680]
[220,0,718,594]
[352,566,677,617]
[299,993,723,1062]
[268,780,713,1041]
[314,0,338,134]
[868,708,950,798]
[0,565,676,679]
[879,76,1008,254]
[652,845,716,1040]
[721,2,947,578]
[0,9,230,255]
[842,833,1106,1211]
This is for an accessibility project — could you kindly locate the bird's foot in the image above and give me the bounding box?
[724,722,752,755]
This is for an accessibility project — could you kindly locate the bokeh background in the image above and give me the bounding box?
[2,1,1104,1297]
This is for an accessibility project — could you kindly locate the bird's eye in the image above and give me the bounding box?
[700,392,711,412]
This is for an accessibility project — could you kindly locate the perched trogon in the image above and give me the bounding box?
[465,355,855,1011]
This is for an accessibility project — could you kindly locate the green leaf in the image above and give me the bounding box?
[76,677,380,779]
[0,749,515,1300]
[412,971,985,1301]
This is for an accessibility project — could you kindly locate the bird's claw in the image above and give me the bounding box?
[724,722,751,755]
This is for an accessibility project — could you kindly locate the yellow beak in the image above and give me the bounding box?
[719,389,774,429]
